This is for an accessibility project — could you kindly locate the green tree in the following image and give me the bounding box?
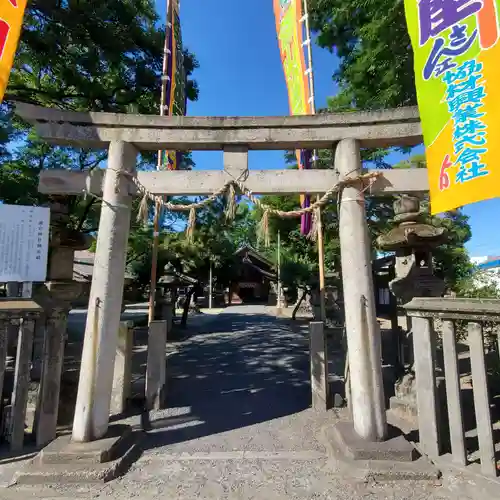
[309,0,415,110]
[126,197,258,293]
[302,2,474,291]
[1,0,199,237]
[7,0,198,112]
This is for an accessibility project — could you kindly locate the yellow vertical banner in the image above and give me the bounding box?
[273,0,311,117]
[404,0,500,214]
[0,0,27,102]
[274,0,312,213]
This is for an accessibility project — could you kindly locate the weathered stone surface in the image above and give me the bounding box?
[110,322,133,416]
[17,102,422,150]
[337,139,386,442]
[404,297,500,321]
[32,279,81,448]
[309,322,329,411]
[146,320,167,411]
[17,101,420,128]
[9,425,140,486]
[40,424,132,465]
[10,319,36,451]
[72,141,137,443]
[37,168,430,197]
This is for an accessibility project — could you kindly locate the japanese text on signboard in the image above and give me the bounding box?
[0,205,50,282]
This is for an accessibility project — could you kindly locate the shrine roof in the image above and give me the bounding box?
[234,245,274,269]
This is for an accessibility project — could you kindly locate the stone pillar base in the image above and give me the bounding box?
[389,395,418,420]
[329,421,416,462]
[10,424,140,485]
[322,419,440,481]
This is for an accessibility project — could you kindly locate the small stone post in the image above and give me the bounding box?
[30,318,46,381]
[5,283,21,390]
[336,139,387,441]
[146,320,167,410]
[6,283,20,350]
[72,141,137,442]
[111,321,134,415]
[309,322,329,410]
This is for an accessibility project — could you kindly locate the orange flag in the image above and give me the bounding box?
[0,0,28,102]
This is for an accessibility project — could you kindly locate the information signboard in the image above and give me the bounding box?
[0,204,50,283]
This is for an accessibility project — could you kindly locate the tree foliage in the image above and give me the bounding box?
[284,0,474,293]
[7,0,198,112]
[1,0,199,237]
[309,0,415,110]
[127,199,258,290]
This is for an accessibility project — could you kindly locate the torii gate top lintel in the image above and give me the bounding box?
[16,102,422,151]
[15,102,428,197]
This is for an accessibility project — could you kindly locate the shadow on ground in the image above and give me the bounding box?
[140,310,312,452]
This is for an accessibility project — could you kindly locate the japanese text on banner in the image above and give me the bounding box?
[404,0,500,214]
[0,0,28,102]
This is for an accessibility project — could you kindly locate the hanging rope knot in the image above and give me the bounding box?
[186,206,196,242]
[137,192,150,224]
[307,207,320,242]
[257,210,271,248]
[225,182,237,221]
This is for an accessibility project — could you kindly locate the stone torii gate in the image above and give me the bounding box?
[16,103,427,451]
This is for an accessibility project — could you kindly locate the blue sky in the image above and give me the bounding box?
[156,0,499,258]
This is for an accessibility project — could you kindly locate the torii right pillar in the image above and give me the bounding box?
[333,139,415,461]
[336,139,387,441]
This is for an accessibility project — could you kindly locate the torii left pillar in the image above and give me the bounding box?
[72,141,137,442]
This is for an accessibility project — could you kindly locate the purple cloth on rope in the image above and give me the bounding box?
[300,150,312,235]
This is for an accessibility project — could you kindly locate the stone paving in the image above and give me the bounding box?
[1,305,497,499]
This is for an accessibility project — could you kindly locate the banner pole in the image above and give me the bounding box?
[302,0,326,322]
[148,0,173,324]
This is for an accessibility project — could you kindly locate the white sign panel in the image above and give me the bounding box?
[0,204,50,283]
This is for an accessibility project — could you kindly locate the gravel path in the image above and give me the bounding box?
[98,306,492,499]
[3,305,496,499]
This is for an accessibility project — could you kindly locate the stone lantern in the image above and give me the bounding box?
[377,195,447,304]
[377,194,448,421]
[156,263,178,331]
